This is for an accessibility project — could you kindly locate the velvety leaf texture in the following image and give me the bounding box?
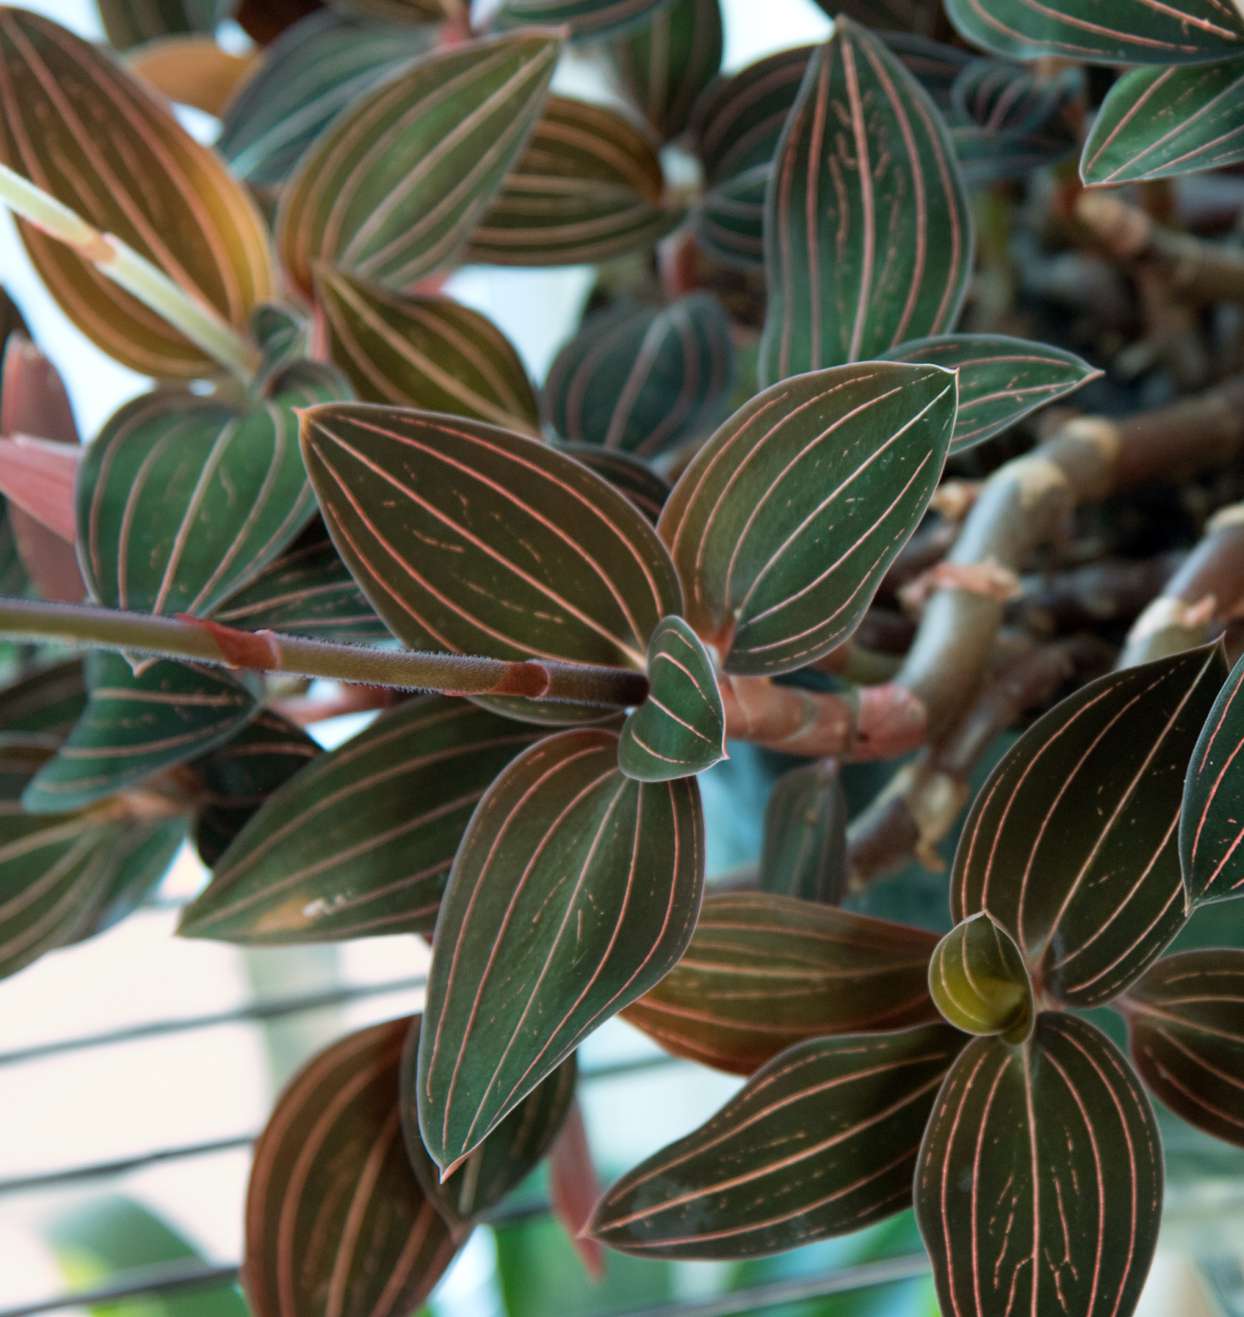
[916,1013,1162,1317]
[623,892,940,1074]
[929,911,1034,1043]
[301,403,684,669]
[697,167,768,269]
[277,33,560,298]
[418,728,705,1171]
[619,615,725,782]
[1125,949,1244,1149]
[1182,648,1244,904]
[592,1024,965,1257]
[179,696,545,944]
[953,646,1227,1006]
[759,20,973,380]
[494,0,674,39]
[558,446,670,524]
[658,362,956,675]
[0,9,273,377]
[545,296,733,458]
[1083,59,1244,187]
[758,759,848,904]
[245,1018,461,1317]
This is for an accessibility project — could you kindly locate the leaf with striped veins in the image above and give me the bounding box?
[97,0,226,49]
[417,727,705,1172]
[494,0,677,40]
[929,912,1034,1044]
[1123,949,1244,1149]
[245,1017,462,1317]
[619,615,725,782]
[557,445,670,524]
[758,759,848,905]
[276,32,560,299]
[623,892,941,1074]
[544,295,733,459]
[1182,648,1244,904]
[0,9,273,378]
[759,19,973,382]
[952,645,1229,1008]
[883,334,1101,453]
[1082,58,1244,187]
[300,403,684,671]
[0,660,86,739]
[916,1013,1162,1317]
[658,362,957,676]
[592,1023,966,1258]
[179,696,546,944]
[945,0,1244,66]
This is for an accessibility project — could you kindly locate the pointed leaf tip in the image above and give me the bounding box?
[929,911,1034,1043]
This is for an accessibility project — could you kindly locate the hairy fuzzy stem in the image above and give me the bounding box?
[0,164,260,382]
[0,598,649,708]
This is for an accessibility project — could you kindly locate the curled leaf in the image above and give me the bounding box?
[929,912,1034,1043]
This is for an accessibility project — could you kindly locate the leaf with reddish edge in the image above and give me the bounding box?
[759,20,973,382]
[945,0,1244,66]
[557,445,670,524]
[417,727,705,1172]
[623,891,940,1074]
[758,759,847,905]
[929,911,1034,1043]
[1182,649,1244,904]
[245,1017,462,1317]
[494,0,675,40]
[592,1023,965,1258]
[658,362,956,677]
[954,645,1228,1008]
[883,334,1101,453]
[1123,949,1244,1149]
[1082,59,1244,186]
[550,1098,605,1278]
[179,696,545,944]
[916,1013,1162,1317]
[277,32,560,299]
[300,403,683,670]
[400,1018,576,1225]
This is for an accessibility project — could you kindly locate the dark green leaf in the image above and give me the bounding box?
[76,816,187,939]
[544,296,733,458]
[1124,949,1244,1148]
[929,911,1034,1043]
[332,0,466,20]
[179,696,544,943]
[302,403,683,669]
[317,268,540,433]
[402,1018,576,1224]
[1182,648,1244,904]
[945,0,1244,65]
[1082,59,1244,186]
[696,167,767,269]
[245,1017,461,1317]
[604,0,723,140]
[23,654,260,815]
[465,95,683,268]
[0,660,86,739]
[495,0,675,39]
[217,12,434,187]
[811,0,947,37]
[98,0,226,49]
[954,646,1228,1006]
[417,728,704,1171]
[884,33,974,109]
[659,362,956,676]
[619,616,725,782]
[883,334,1101,452]
[760,20,972,381]
[558,445,670,524]
[624,891,940,1073]
[592,1023,964,1258]
[277,32,560,298]
[758,759,847,905]
[916,1013,1162,1317]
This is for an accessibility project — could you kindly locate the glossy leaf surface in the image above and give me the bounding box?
[883,334,1100,453]
[624,892,940,1074]
[593,1024,964,1257]
[945,0,1244,65]
[418,728,705,1170]
[180,696,544,943]
[929,912,1033,1043]
[494,0,673,39]
[659,363,956,675]
[954,646,1227,1006]
[1083,59,1244,187]
[545,296,733,458]
[760,20,972,380]
[302,403,683,668]
[619,616,725,782]
[758,759,847,905]
[1182,649,1244,904]
[0,9,273,378]
[245,1017,460,1317]
[277,33,559,297]
[1125,949,1244,1148]
[317,269,540,433]
[916,1013,1162,1317]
